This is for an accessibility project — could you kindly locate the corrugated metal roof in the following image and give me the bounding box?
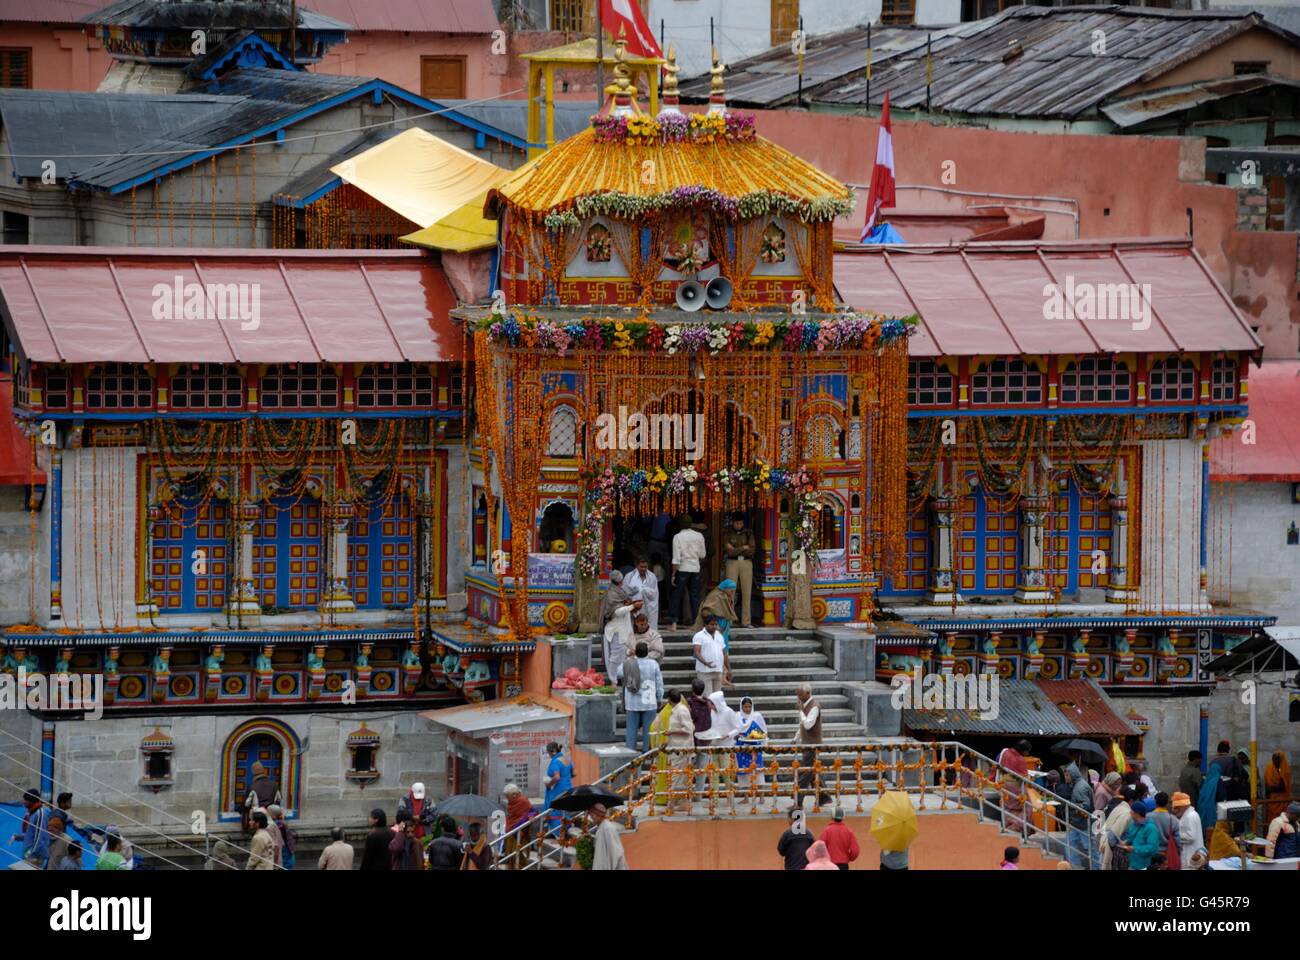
[420,697,569,734]
[0,246,461,365]
[0,89,237,181]
[298,0,499,34]
[904,678,1077,736]
[1209,361,1300,482]
[833,239,1262,358]
[67,69,368,190]
[82,0,348,33]
[681,6,1298,121]
[1037,679,1138,736]
[1101,74,1300,128]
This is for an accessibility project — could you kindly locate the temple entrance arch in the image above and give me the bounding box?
[219,717,302,819]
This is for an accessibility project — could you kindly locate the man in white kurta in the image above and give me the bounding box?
[590,803,628,870]
[624,558,660,627]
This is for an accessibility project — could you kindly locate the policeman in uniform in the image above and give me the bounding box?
[722,511,756,627]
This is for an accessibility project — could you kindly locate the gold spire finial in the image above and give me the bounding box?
[709,46,726,97]
[663,42,680,99]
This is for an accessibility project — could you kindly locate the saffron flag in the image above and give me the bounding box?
[601,0,662,59]
[859,91,896,242]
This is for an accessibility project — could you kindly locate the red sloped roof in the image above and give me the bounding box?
[0,374,46,486]
[0,0,104,22]
[833,239,1262,358]
[1036,679,1138,737]
[1209,360,1300,482]
[0,247,462,365]
[297,0,499,33]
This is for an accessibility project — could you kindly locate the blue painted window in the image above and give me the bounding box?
[1047,480,1113,595]
[957,490,1019,595]
[349,495,415,608]
[254,496,322,609]
[879,501,930,596]
[150,499,230,612]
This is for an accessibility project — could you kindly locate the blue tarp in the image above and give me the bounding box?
[1,802,102,870]
[861,222,905,244]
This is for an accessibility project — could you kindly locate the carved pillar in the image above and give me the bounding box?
[306,643,327,700]
[416,492,437,617]
[254,645,274,701]
[935,631,956,674]
[979,631,1001,675]
[228,501,262,624]
[1022,630,1045,679]
[204,644,224,702]
[322,501,356,613]
[150,646,172,703]
[1105,459,1137,604]
[1113,628,1135,680]
[1015,462,1051,603]
[353,641,373,699]
[1157,628,1179,681]
[1068,628,1090,679]
[102,646,120,705]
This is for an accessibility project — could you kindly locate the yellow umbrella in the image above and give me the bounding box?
[870,791,919,852]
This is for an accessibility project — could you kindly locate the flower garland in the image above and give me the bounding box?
[478,311,912,357]
[562,186,854,225]
[592,111,756,145]
[574,462,820,578]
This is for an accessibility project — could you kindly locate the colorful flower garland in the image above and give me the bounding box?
[575,462,821,578]
[479,311,912,357]
[592,111,757,146]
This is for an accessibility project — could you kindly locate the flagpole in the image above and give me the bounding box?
[865,21,871,115]
[797,15,804,109]
[596,0,605,110]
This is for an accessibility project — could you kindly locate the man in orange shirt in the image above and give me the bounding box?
[819,807,860,870]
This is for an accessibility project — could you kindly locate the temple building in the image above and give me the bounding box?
[0,38,1285,834]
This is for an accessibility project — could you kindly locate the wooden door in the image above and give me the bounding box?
[771,0,800,48]
[421,56,467,99]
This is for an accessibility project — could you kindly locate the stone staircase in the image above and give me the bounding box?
[591,627,864,742]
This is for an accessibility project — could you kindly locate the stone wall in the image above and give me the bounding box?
[1236,185,1269,231]
[1138,437,1205,612]
[0,486,43,625]
[1208,480,1300,625]
[0,708,445,827]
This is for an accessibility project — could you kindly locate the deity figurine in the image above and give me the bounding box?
[307,646,326,672]
[205,648,224,673]
[255,648,273,672]
[54,649,72,674]
[152,649,171,674]
[103,648,119,675]
[354,648,369,669]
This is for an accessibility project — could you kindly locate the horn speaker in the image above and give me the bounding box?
[705,276,733,309]
[675,279,705,311]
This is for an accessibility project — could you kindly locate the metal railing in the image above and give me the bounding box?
[492,740,1100,869]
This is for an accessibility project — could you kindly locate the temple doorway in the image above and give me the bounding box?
[232,733,283,812]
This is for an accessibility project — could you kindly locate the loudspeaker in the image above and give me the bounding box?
[705,276,733,309]
[675,279,705,311]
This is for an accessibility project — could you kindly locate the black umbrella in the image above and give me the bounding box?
[548,784,624,812]
[433,794,504,819]
[1050,738,1107,763]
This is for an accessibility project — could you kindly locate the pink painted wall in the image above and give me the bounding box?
[753,110,1299,358]
[2,23,110,91]
[312,32,512,99]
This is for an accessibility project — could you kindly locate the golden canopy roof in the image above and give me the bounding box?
[488,123,855,224]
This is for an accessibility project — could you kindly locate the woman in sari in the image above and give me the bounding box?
[1264,750,1292,822]
[734,696,768,788]
[1196,762,1221,844]
[1208,821,1241,862]
[543,741,573,834]
[648,700,675,809]
[692,580,737,683]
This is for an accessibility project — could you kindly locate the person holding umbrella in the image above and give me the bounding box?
[871,791,918,871]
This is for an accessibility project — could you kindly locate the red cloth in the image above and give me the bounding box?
[819,821,860,866]
[859,91,896,240]
[599,0,662,58]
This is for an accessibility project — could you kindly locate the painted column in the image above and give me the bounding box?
[1199,421,1211,608]
[1015,461,1051,603]
[49,450,63,622]
[322,500,356,613]
[40,722,55,803]
[228,501,262,624]
[1105,458,1137,605]
[926,462,962,604]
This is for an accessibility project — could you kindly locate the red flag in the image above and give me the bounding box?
[600,0,662,59]
[860,91,897,241]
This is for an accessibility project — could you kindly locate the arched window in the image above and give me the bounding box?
[804,412,845,461]
[537,501,575,553]
[260,363,339,410]
[357,362,434,408]
[1210,356,1237,402]
[1060,356,1131,404]
[547,405,579,457]
[816,498,844,551]
[908,359,954,406]
[1148,357,1196,403]
[86,362,153,410]
[971,359,1041,406]
[172,363,243,409]
[584,223,611,263]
